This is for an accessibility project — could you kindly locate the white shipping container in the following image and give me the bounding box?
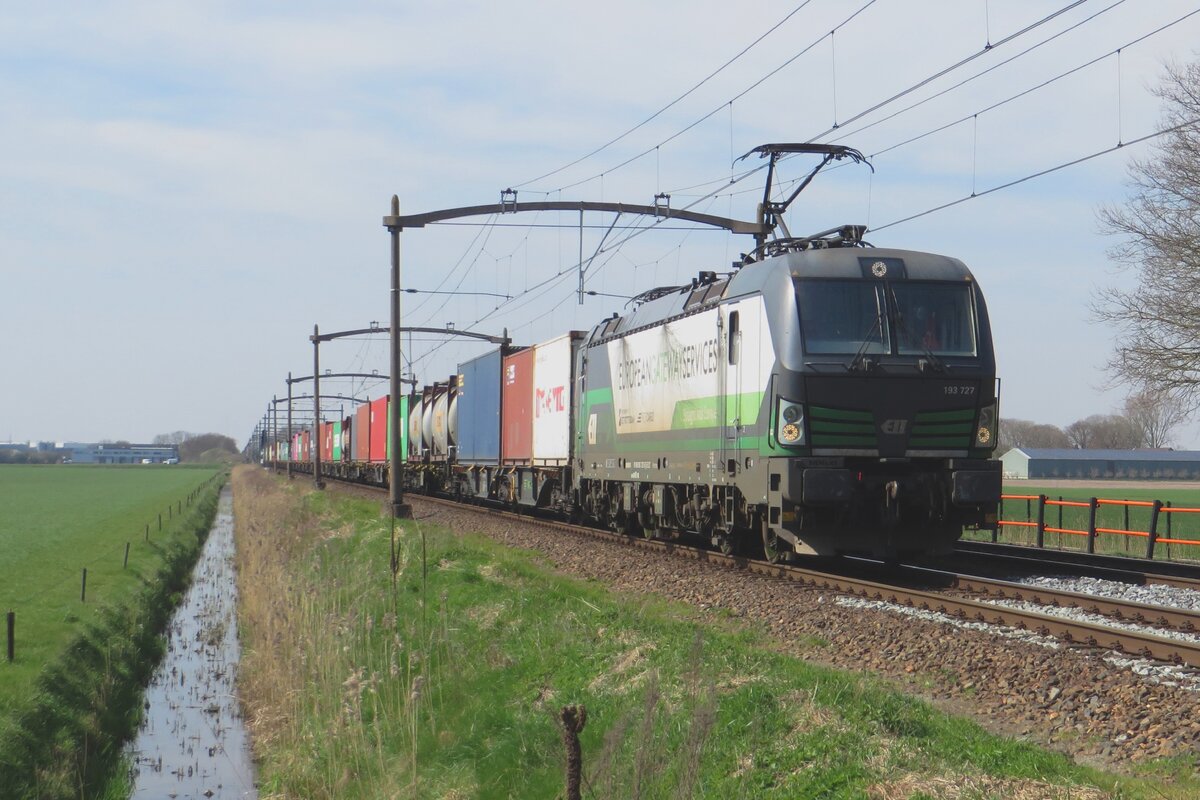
[407,398,423,455]
[532,333,576,463]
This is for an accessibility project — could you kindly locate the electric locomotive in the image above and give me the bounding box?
[573,226,1001,561]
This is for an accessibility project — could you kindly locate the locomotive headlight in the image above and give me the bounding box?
[976,403,997,449]
[777,399,805,445]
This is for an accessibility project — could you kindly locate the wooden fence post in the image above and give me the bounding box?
[559,705,587,800]
[995,495,1003,543]
[1123,504,1131,552]
[1145,500,1162,560]
[1086,497,1099,554]
[123,542,130,569]
[80,568,88,603]
[1035,495,1046,548]
[6,611,13,663]
[1057,497,1064,545]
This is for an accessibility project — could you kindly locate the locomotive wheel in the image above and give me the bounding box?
[761,524,790,565]
[714,532,737,556]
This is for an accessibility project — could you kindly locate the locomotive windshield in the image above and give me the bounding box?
[795,279,977,357]
[795,281,889,355]
[890,282,976,357]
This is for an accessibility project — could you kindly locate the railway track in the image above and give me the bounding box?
[385,488,1200,670]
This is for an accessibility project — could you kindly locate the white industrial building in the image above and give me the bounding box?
[1001,448,1200,480]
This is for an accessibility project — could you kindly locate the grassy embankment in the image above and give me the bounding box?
[0,464,224,799]
[965,484,1200,559]
[233,466,1196,799]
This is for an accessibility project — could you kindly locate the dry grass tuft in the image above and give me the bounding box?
[588,643,657,694]
[867,773,1113,800]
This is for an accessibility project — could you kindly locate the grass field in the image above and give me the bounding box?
[964,483,1200,559]
[0,464,220,718]
[232,466,1195,799]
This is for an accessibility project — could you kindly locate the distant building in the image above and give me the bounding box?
[1001,448,1200,480]
[63,442,179,465]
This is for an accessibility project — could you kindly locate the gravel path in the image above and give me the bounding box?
[407,497,1200,771]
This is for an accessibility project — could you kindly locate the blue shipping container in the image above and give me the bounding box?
[456,349,502,463]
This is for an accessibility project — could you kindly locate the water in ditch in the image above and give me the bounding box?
[125,486,257,799]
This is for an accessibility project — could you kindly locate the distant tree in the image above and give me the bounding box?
[1063,413,1141,450]
[1064,417,1097,449]
[1094,59,1200,405]
[1123,389,1188,449]
[997,418,1070,453]
[1086,414,1143,449]
[178,433,238,463]
[153,431,192,445]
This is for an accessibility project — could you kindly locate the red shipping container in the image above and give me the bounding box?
[355,402,371,461]
[501,347,534,463]
[301,430,311,461]
[320,422,332,462]
[369,395,389,462]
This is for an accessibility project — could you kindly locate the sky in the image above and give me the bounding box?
[2,1,1199,449]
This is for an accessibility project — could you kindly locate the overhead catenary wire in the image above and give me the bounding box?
[868,116,1200,233]
[510,0,820,190]
[538,0,881,195]
[804,0,1091,142]
[854,8,1200,162]
[529,0,1091,198]
[663,0,1126,202]
[821,0,1138,147]
[672,3,1195,210]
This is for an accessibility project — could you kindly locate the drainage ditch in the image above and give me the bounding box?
[126,486,257,799]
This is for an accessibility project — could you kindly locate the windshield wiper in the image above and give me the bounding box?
[887,286,945,373]
[847,296,885,373]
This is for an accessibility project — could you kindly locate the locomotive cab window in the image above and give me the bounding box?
[891,283,976,357]
[795,280,888,355]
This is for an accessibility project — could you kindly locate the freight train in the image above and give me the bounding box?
[269,227,1001,561]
